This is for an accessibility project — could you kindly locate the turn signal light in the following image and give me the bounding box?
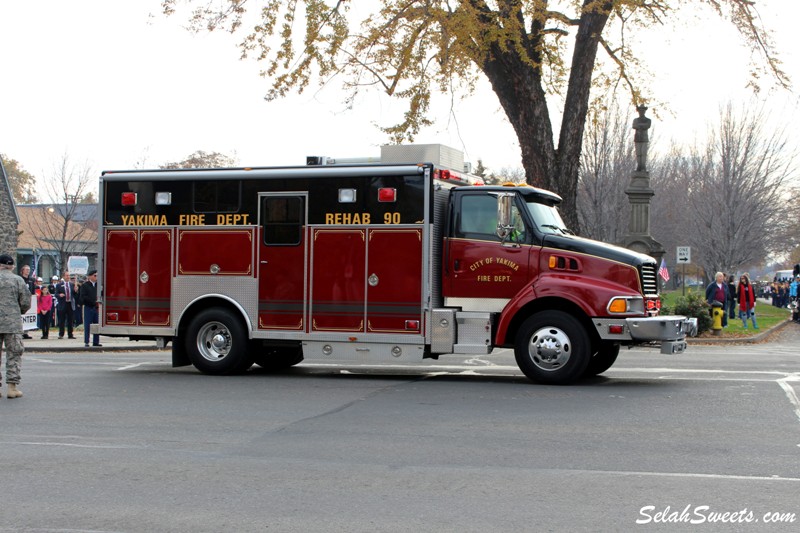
[608,298,628,313]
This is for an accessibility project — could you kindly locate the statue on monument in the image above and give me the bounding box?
[632,105,651,172]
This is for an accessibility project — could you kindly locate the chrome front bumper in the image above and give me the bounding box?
[593,315,698,354]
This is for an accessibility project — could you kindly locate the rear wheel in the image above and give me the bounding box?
[514,311,590,384]
[584,342,620,376]
[185,308,253,375]
[253,345,304,371]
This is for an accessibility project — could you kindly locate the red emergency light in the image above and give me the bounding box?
[121,192,137,206]
[378,188,397,202]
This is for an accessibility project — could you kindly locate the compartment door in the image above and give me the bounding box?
[366,228,423,334]
[138,230,172,326]
[104,229,138,326]
[310,228,366,332]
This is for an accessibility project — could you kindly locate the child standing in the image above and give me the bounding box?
[38,285,53,339]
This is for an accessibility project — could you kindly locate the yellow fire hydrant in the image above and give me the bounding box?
[711,302,724,335]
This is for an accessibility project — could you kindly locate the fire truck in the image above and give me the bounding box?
[96,144,695,384]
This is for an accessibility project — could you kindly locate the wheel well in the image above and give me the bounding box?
[503,297,600,349]
[177,297,251,343]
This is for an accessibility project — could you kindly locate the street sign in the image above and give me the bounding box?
[68,255,89,275]
[676,246,691,264]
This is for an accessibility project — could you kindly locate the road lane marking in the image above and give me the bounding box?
[563,468,800,482]
[777,377,800,423]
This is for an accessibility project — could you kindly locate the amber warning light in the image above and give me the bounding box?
[121,192,137,206]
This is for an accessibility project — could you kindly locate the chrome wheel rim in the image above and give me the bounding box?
[197,321,232,362]
[528,326,572,371]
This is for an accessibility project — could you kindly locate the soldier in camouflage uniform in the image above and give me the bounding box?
[0,254,32,399]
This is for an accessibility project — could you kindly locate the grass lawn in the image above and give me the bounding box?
[661,290,792,338]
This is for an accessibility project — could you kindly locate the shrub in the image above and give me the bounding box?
[671,292,712,335]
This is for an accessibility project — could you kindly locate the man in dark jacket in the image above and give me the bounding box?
[56,270,78,339]
[78,270,101,347]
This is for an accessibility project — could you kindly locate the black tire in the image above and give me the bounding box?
[185,308,253,375]
[584,342,620,376]
[514,311,591,384]
[253,345,304,371]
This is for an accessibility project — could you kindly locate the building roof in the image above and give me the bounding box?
[16,204,98,253]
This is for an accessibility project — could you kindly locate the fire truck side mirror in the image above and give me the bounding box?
[496,193,514,240]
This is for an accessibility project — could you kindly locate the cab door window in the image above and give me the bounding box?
[456,193,526,243]
[456,194,499,240]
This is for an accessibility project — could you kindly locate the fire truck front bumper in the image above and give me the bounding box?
[593,315,698,354]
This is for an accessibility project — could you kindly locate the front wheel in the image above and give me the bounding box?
[514,311,591,384]
[185,308,253,375]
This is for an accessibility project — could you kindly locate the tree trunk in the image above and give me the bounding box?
[556,1,613,232]
[479,0,612,234]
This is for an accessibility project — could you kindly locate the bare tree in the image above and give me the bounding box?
[25,154,96,272]
[485,167,526,186]
[577,100,632,243]
[652,104,795,281]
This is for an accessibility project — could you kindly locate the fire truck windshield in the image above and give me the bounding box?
[525,200,571,235]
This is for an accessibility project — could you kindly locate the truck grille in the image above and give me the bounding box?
[640,264,658,295]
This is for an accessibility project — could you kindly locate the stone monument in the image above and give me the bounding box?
[623,105,664,262]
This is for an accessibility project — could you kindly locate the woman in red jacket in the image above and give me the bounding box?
[737,273,758,329]
[37,285,54,339]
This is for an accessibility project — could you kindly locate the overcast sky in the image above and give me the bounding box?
[1,1,798,195]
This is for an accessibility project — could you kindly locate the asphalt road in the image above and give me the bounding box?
[2,326,800,532]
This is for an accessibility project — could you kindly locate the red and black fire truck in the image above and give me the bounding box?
[96,144,695,384]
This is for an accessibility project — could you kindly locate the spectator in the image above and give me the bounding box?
[790,275,800,324]
[737,273,758,329]
[55,270,78,339]
[78,270,101,347]
[18,264,34,339]
[37,285,53,339]
[19,264,35,294]
[726,274,737,320]
[705,272,730,328]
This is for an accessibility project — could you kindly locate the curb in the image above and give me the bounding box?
[24,342,170,354]
[687,318,794,345]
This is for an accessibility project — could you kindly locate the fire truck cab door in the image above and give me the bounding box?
[258,194,308,332]
[444,191,534,308]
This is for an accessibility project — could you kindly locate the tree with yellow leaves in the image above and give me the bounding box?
[162,0,788,231]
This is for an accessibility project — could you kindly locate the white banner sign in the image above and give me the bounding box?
[68,255,89,275]
[22,295,38,331]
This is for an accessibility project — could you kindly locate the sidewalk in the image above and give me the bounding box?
[22,329,168,353]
